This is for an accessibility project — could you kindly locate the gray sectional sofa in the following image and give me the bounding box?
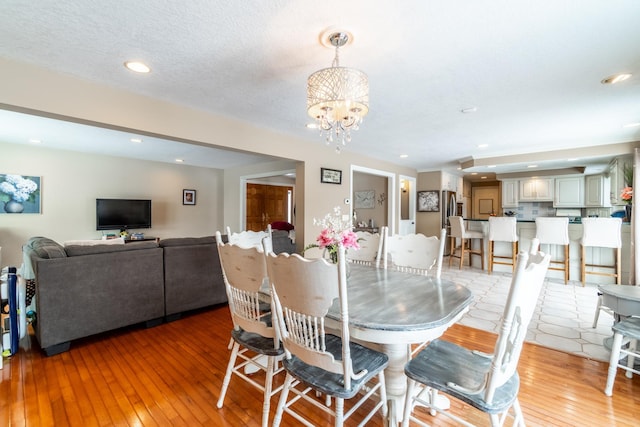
[23,236,227,356]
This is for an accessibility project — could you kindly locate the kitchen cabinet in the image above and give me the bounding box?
[501,179,518,208]
[585,174,612,207]
[609,155,633,205]
[519,178,553,201]
[554,176,584,207]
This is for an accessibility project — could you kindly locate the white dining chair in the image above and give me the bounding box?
[604,316,640,396]
[402,247,551,427]
[488,216,518,274]
[266,246,389,427]
[448,216,484,270]
[535,217,570,284]
[346,230,382,267]
[225,225,272,249]
[580,218,622,286]
[215,232,284,427]
[381,226,446,279]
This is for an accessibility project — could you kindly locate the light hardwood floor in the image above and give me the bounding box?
[2,304,639,426]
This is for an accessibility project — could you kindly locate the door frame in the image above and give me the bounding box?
[350,165,396,235]
[398,175,416,235]
[239,169,296,230]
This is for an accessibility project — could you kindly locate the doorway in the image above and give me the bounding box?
[245,183,293,231]
[471,186,499,219]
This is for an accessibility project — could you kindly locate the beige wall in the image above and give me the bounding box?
[0,142,224,266]
[353,172,388,228]
[0,58,416,258]
[416,171,441,236]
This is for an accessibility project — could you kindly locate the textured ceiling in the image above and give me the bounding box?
[1,0,639,175]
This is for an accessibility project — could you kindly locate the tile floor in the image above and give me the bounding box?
[439,262,615,362]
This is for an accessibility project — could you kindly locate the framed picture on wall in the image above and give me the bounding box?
[417,190,439,212]
[183,189,196,205]
[0,174,41,214]
[354,190,375,209]
[320,168,342,184]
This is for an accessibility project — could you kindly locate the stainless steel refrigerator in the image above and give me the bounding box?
[442,190,456,255]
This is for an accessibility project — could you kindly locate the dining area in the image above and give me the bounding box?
[214,211,553,426]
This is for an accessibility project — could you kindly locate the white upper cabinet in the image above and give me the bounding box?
[554,176,584,207]
[519,178,554,201]
[501,179,519,208]
[585,174,612,207]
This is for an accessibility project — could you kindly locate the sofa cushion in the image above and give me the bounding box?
[159,236,216,247]
[26,237,67,259]
[65,240,158,256]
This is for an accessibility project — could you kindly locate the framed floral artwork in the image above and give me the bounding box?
[417,190,439,212]
[0,174,41,214]
[183,189,196,205]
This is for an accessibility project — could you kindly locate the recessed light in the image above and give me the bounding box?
[124,61,151,73]
[481,176,487,179]
[461,106,478,114]
[487,165,496,168]
[477,144,488,149]
[471,172,478,175]
[130,138,143,143]
[175,158,184,163]
[623,122,640,128]
[28,138,41,144]
[567,158,578,161]
[601,73,631,84]
[306,123,318,129]
[399,154,408,158]
[527,164,538,168]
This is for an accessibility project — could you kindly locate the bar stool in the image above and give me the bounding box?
[448,216,484,270]
[535,217,570,284]
[604,316,640,396]
[488,216,518,274]
[580,218,622,286]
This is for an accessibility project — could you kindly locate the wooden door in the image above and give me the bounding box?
[246,183,292,231]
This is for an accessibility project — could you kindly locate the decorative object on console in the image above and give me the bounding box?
[307,29,369,152]
[183,189,196,205]
[417,190,439,212]
[0,174,41,214]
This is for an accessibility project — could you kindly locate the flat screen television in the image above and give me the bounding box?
[96,198,152,232]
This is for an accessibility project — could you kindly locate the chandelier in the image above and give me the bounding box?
[307,31,369,152]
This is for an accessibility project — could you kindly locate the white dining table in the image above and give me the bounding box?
[324,264,474,425]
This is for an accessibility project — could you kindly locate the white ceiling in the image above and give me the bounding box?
[1,1,639,176]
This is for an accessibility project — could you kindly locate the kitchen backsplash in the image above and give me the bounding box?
[511,202,615,220]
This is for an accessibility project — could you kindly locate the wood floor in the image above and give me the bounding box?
[2,304,639,426]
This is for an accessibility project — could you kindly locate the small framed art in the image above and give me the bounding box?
[183,189,196,205]
[417,190,439,212]
[320,168,342,184]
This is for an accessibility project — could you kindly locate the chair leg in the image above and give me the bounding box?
[448,236,455,267]
[479,238,484,271]
[616,247,622,285]
[401,378,417,427]
[273,373,294,427]
[511,242,517,273]
[488,241,493,274]
[511,398,525,427]
[592,295,603,328]
[626,339,637,379]
[564,244,570,284]
[605,331,624,396]
[459,238,465,269]
[581,245,586,287]
[217,341,240,408]
[261,356,275,427]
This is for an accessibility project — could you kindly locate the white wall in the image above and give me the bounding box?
[0,142,224,267]
[0,58,417,255]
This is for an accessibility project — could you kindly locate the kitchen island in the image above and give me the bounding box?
[461,218,630,284]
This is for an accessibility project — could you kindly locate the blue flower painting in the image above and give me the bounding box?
[0,174,41,214]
